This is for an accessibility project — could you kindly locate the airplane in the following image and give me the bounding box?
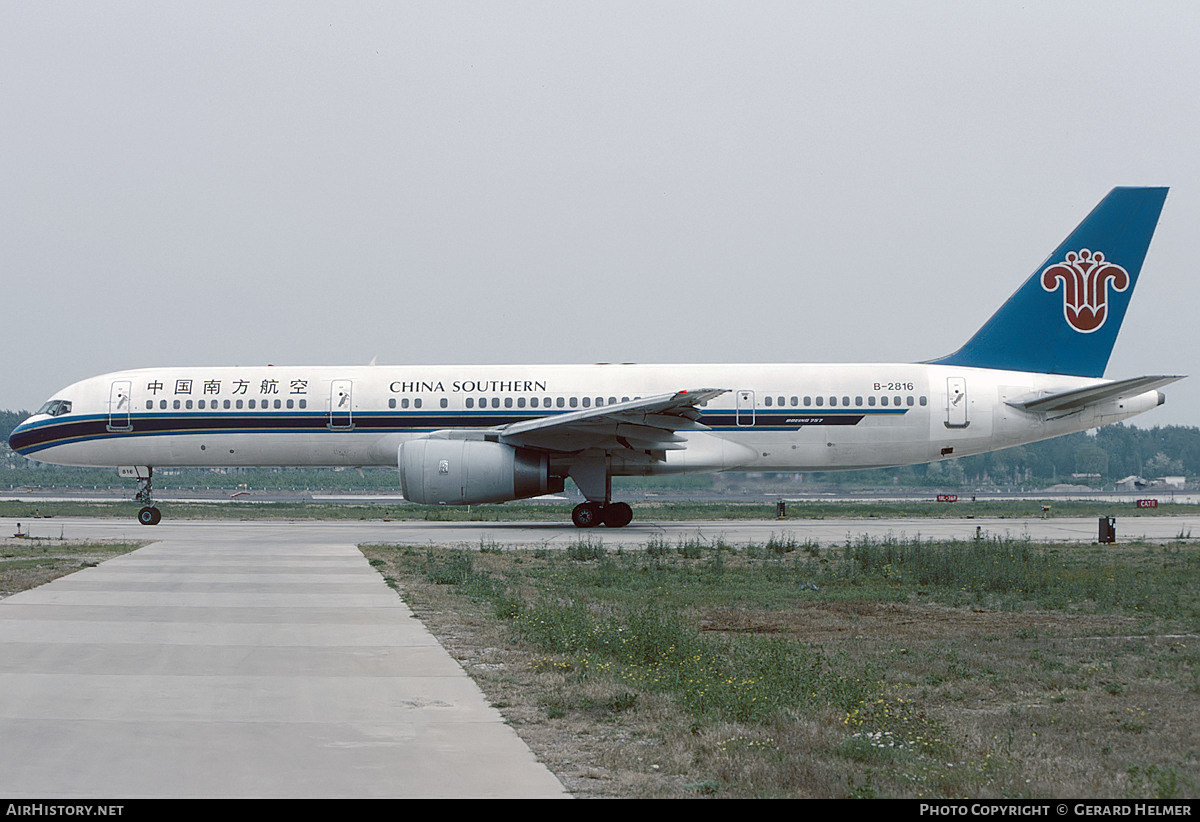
[8,187,1182,528]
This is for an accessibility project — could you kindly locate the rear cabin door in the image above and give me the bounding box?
[945,377,970,429]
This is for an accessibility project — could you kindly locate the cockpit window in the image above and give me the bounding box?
[36,400,72,417]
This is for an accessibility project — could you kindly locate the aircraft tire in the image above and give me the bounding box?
[571,502,603,528]
[603,502,633,528]
[137,506,162,526]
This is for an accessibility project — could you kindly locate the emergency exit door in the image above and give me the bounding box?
[736,390,756,426]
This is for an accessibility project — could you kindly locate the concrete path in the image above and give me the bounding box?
[0,533,568,798]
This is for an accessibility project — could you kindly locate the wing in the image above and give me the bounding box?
[1006,375,1183,416]
[492,388,728,454]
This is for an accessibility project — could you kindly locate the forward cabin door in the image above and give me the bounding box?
[107,380,132,432]
[328,380,354,430]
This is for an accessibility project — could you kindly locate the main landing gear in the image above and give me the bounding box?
[571,501,633,529]
[567,455,634,528]
[131,467,161,525]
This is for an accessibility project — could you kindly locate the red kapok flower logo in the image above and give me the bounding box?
[1040,249,1129,333]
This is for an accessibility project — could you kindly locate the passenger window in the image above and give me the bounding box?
[764,396,773,407]
[881,396,888,406]
[440,398,448,408]
[556,397,565,408]
[569,397,578,408]
[466,398,474,408]
[505,397,513,408]
[868,396,876,406]
[415,399,422,408]
[389,398,396,409]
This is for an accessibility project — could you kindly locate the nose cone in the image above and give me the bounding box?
[7,416,36,456]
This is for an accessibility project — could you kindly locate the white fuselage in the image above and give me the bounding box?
[9,362,1163,476]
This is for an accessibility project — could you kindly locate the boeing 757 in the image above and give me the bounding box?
[8,187,1181,528]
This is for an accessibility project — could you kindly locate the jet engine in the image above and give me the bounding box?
[399,438,563,505]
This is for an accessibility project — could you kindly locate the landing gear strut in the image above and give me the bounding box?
[131,467,161,525]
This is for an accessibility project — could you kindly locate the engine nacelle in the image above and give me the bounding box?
[399,438,563,505]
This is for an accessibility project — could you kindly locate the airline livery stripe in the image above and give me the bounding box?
[9,408,907,456]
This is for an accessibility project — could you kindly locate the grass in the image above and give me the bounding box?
[363,535,1200,798]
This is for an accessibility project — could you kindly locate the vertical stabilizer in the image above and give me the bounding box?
[928,187,1168,377]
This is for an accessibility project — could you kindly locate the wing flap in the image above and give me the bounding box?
[497,389,726,454]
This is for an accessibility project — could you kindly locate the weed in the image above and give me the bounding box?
[424,548,473,584]
[566,537,605,561]
[1126,764,1195,799]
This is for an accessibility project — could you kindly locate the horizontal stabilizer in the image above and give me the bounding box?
[1007,375,1183,415]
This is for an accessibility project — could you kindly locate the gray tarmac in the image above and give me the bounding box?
[2,512,1197,799]
[6,512,1200,548]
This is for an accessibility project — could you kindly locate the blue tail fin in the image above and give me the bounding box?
[928,187,1168,378]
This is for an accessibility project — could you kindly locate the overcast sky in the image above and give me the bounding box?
[2,2,1197,425]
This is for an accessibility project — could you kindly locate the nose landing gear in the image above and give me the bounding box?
[122,466,161,525]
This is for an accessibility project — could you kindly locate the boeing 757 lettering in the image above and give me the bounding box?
[9,187,1182,528]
